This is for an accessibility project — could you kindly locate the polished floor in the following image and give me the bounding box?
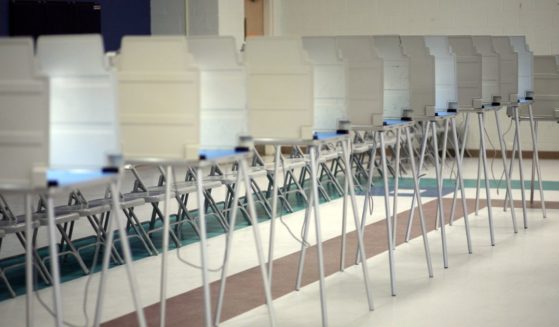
[1,157,558,327]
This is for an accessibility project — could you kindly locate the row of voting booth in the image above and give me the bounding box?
[0,33,557,327]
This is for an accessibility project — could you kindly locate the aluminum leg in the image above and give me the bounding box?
[355,137,377,265]
[504,124,518,212]
[391,129,401,248]
[268,146,281,284]
[528,105,547,218]
[431,122,448,268]
[46,195,64,327]
[159,165,173,327]
[94,180,147,327]
[295,187,313,291]
[513,108,528,228]
[494,110,518,233]
[450,113,470,224]
[215,169,243,325]
[196,168,213,327]
[405,127,434,277]
[340,175,348,271]
[478,113,496,246]
[25,194,34,327]
[309,145,329,326]
[405,122,430,242]
[342,139,374,310]
[240,159,277,326]
[440,119,449,227]
[451,118,473,254]
[475,150,482,216]
[380,132,396,296]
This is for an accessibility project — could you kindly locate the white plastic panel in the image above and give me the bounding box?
[425,36,458,111]
[401,36,436,115]
[335,36,384,126]
[302,36,347,131]
[448,36,482,109]
[37,34,119,170]
[0,38,49,186]
[472,36,501,105]
[245,36,314,139]
[533,55,559,118]
[492,36,518,104]
[373,36,410,119]
[118,36,200,160]
[510,36,534,101]
[187,36,247,149]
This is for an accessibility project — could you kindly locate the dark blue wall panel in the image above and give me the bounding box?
[0,0,150,51]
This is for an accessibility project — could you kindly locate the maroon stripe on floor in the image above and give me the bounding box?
[103,199,557,327]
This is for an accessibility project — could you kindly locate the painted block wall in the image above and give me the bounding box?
[277,0,559,151]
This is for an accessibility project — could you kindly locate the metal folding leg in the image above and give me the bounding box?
[292,145,331,324]
[404,127,434,278]
[24,194,34,326]
[507,107,528,228]
[94,179,147,327]
[268,145,281,285]
[430,121,449,268]
[309,145,329,325]
[341,139,374,310]
[391,129,401,248]
[404,122,431,242]
[450,118,473,254]
[379,131,396,295]
[450,113,471,224]
[494,110,519,233]
[527,105,547,218]
[477,113,496,246]
[159,165,173,327]
[45,195,64,327]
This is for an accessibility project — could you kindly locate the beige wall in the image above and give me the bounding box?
[275,0,559,151]
[278,0,559,55]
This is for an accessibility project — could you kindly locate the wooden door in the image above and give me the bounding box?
[245,0,264,38]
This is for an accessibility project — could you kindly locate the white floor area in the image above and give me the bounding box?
[0,158,557,326]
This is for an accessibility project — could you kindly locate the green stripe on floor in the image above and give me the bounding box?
[371,177,559,191]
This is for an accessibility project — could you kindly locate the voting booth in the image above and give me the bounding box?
[472,36,501,106]
[187,36,248,149]
[245,36,314,139]
[492,36,518,105]
[117,36,201,159]
[533,55,559,119]
[425,36,458,112]
[373,35,411,120]
[37,34,120,170]
[448,36,483,109]
[0,38,49,187]
[510,36,534,102]
[400,36,436,116]
[302,36,348,131]
[334,35,384,126]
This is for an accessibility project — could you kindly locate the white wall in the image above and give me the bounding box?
[279,0,559,55]
[277,0,559,151]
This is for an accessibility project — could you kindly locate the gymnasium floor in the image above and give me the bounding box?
[1,158,557,327]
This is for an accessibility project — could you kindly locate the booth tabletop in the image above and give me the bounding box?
[253,132,350,146]
[413,112,458,121]
[351,120,415,132]
[125,149,250,168]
